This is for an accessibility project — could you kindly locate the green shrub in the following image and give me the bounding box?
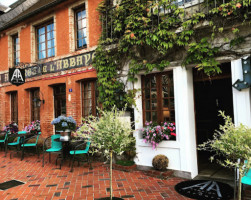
[198,111,251,200]
[152,154,169,171]
[116,160,135,166]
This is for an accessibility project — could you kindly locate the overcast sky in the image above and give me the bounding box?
[0,0,17,7]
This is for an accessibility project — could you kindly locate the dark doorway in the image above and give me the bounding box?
[53,84,66,118]
[193,63,234,181]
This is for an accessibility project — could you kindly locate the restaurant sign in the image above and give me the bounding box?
[0,51,95,84]
[9,68,25,86]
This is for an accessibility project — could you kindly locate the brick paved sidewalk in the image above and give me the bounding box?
[0,151,191,200]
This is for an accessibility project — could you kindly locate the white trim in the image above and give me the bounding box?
[7,30,21,68]
[68,0,89,53]
[231,59,251,127]
[30,14,56,63]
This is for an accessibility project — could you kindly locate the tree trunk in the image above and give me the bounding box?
[110,150,113,200]
[238,171,242,200]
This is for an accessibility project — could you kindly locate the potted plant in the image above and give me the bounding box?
[23,120,40,135]
[198,111,251,200]
[51,116,76,141]
[141,121,176,149]
[81,107,134,200]
[3,122,18,134]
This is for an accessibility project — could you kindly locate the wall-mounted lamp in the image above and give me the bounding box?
[163,107,170,119]
[33,98,45,107]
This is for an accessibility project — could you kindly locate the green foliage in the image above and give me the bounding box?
[116,160,135,166]
[184,38,221,75]
[81,107,134,158]
[198,111,251,175]
[94,0,251,110]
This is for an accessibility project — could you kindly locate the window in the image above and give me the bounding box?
[30,89,40,121]
[81,80,97,117]
[53,84,66,118]
[13,34,20,66]
[142,72,175,124]
[37,21,55,60]
[10,92,18,123]
[75,6,87,49]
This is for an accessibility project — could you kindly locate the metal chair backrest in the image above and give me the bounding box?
[51,134,62,149]
[245,169,251,178]
[85,141,91,151]
[16,131,27,143]
[3,131,8,141]
[35,132,41,144]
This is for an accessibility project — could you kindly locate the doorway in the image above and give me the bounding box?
[193,63,234,181]
[53,84,66,118]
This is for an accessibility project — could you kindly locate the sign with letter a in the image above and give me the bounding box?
[9,68,25,86]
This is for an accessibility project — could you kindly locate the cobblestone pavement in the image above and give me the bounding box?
[0,151,249,200]
[0,151,191,200]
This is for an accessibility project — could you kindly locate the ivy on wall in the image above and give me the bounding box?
[93,0,251,110]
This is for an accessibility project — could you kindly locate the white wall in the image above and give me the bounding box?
[131,59,251,180]
[231,59,251,127]
[133,67,198,178]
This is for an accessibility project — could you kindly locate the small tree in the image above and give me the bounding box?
[198,111,251,200]
[83,107,134,200]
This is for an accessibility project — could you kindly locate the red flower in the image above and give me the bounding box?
[130,33,135,39]
[236,3,241,8]
[171,132,176,136]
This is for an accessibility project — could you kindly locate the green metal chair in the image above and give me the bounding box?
[7,131,27,159]
[42,134,62,167]
[0,131,8,151]
[234,160,251,200]
[21,132,41,161]
[68,141,92,172]
[242,168,251,185]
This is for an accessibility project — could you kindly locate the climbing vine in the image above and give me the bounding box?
[93,0,251,110]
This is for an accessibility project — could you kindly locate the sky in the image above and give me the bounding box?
[0,0,18,7]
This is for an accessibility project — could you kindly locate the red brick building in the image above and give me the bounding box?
[0,0,102,137]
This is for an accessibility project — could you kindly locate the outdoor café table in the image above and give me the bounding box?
[54,137,71,169]
[54,137,86,169]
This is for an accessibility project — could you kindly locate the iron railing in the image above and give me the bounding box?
[101,0,230,41]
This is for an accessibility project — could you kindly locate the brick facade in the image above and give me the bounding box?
[0,0,102,137]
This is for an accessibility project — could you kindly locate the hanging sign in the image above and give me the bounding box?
[9,68,25,86]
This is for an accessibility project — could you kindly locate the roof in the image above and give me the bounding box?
[0,3,8,12]
[0,0,66,32]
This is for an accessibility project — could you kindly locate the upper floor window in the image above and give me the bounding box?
[13,34,19,66]
[37,21,55,60]
[142,71,175,124]
[75,6,87,49]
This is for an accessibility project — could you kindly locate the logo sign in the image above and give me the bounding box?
[9,68,25,86]
[175,180,233,200]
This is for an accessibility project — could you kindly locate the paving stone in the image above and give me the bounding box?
[54,192,61,197]
[0,151,246,200]
[46,184,57,187]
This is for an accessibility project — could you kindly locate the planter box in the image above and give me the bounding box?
[112,163,137,172]
[143,169,174,179]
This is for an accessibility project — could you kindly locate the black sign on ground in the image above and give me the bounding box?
[175,180,234,200]
[9,68,25,86]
